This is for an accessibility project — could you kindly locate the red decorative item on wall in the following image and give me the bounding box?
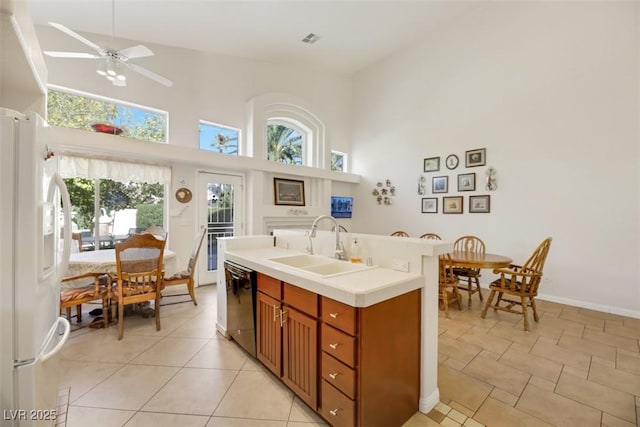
[90,123,123,135]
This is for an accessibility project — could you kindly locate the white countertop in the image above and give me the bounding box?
[225,247,424,307]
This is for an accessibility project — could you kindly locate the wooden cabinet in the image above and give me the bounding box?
[255,272,421,427]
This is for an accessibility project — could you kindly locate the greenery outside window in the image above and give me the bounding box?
[47,85,168,143]
[267,119,306,165]
[199,121,240,155]
[331,151,346,172]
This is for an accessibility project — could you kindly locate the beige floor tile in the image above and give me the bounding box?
[588,362,640,396]
[213,370,294,420]
[142,368,237,415]
[441,417,462,427]
[601,412,639,427]
[58,359,123,403]
[616,349,640,376]
[288,397,327,424]
[474,397,552,427]
[66,406,134,427]
[555,371,636,423]
[531,314,585,338]
[490,387,519,406]
[448,409,468,424]
[117,311,192,337]
[130,336,209,366]
[499,346,562,383]
[287,423,327,427]
[59,329,163,364]
[438,365,492,412]
[402,411,443,427]
[583,328,640,353]
[557,334,616,361]
[534,300,565,315]
[240,356,266,372]
[206,417,286,427]
[528,376,556,392]
[529,336,591,370]
[457,328,511,355]
[73,364,178,410]
[186,336,249,370]
[463,418,485,427]
[622,316,640,329]
[125,411,209,427]
[438,335,482,365]
[515,384,602,426]
[442,356,469,372]
[448,402,475,418]
[558,310,605,329]
[169,316,219,339]
[487,321,541,348]
[605,321,640,340]
[463,352,530,396]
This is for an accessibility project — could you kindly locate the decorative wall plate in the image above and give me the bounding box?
[175,187,192,203]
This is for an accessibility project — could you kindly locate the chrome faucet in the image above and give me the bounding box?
[309,215,345,260]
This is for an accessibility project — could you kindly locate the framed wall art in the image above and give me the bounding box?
[423,157,440,172]
[443,196,463,214]
[274,178,305,206]
[432,176,448,193]
[457,173,476,191]
[469,195,490,213]
[465,148,486,167]
[421,197,438,213]
[445,154,459,170]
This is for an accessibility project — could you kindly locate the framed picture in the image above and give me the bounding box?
[274,178,305,206]
[443,196,463,214]
[457,173,476,192]
[469,195,490,213]
[421,197,438,213]
[445,154,459,170]
[423,157,440,172]
[432,176,448,193]
[465,148,486,167]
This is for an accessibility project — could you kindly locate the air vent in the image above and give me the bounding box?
[301,33,320,44]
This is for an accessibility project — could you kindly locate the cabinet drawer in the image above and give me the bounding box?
[257,273,282,299]
[321,352,356,399]
[284,282,318,317]
[321,380,355,427]
[321,297,356,335]
[321,324,356,368]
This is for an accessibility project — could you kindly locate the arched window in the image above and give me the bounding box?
[266,119,307,165]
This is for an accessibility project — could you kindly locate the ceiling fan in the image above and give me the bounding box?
[43,2,173,87]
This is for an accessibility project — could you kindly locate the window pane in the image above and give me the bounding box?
[47,88,167,143]
[267,123,303,165]
[199,122,239,155]
[331,151,346,172]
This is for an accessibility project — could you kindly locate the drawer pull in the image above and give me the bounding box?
[280,310,287,327]
[273,304,279,321]
[328,372,340,379]
[329,312,339,319]
[329,408,342,416]
[329,343,340,350]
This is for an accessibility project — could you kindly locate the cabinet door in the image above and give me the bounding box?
[282,306,318,409]
[256,291,282,376]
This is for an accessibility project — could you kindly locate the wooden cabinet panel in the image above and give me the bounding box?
[257,273,282,299]
[321,323,356,368]
[321,352,356,400]
[256,291,281,376]
[284,282,318,317]
[282,307,318,409]
[321,297,356,335]
[320,380,356,427]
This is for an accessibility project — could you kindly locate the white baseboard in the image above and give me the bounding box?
[419,389,440,414]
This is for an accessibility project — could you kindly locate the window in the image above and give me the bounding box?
[47,85,168,143]
[199,121,240,155]
[266,119,306,165]
[331,151,347,172]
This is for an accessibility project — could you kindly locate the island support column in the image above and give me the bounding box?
[419,255,440,412]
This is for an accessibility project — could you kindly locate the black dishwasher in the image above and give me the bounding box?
[224,260,257,357]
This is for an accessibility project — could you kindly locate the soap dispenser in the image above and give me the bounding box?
[350,238,362,263]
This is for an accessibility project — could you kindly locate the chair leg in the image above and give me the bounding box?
[521,296,529,332]
[440,288,449,319]
[102,298,108,329]
[65,307,71,321]
[495,292,504,309]
[531,297,539,322]
[481,290,496,319]
[475,277,483,301]
[455,286,462,311]
[188,278,198,306]
[118,303,124,340]
[467,278,472,307]
[155,296,161,331]
[76,304,82,322]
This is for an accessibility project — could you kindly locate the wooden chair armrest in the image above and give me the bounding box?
[61,272,105,282]
[492,264,523,274]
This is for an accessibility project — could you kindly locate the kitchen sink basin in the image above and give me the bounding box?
[269,253,375,277]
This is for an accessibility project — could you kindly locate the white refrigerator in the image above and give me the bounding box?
[0,108,72,426]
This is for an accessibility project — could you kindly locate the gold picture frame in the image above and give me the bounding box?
[274,178,305,206]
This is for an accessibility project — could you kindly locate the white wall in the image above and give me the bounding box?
[351,2,640,316]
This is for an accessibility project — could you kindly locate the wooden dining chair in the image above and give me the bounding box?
[112,233,165,340]
[162,226,207,305]
[453,235,486,307]
[481,237,552,331]
[391,231,410,237]
[420,233,442,240]
[60,272,110,328]
[439,253,462,318]
[145,225,168,240]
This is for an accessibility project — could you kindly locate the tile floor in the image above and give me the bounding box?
[56,285,640,427]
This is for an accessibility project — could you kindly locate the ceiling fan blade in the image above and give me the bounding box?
[44,51,101,59]
[49,22,105,56]
[117,45,154,61]
[125,62,173,87]
[112,78,127,87]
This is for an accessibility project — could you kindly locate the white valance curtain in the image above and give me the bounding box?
[59,155,171,185]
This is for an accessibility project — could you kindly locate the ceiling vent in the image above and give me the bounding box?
[301,33,320,44]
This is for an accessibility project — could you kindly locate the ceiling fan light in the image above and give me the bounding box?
[96,69,107,76]
[106,69,117,76]
[116,74,126,81]
[106,75,115,81]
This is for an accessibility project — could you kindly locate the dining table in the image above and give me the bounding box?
[448,251,513,270]
[63,248,177,290]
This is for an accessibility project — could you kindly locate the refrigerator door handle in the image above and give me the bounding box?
[14,317,71,368]
[47,172,72,284]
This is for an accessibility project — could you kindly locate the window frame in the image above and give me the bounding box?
[266,118,309,166]
[199,120,242,155]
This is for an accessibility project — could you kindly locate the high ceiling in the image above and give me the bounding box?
[26,0,479,74]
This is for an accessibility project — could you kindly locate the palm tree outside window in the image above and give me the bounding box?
[266,120,305,165]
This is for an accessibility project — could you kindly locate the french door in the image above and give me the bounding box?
[198,172,243,285]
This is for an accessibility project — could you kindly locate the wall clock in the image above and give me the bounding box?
[446,154,459,170]
[175,187,192,203]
